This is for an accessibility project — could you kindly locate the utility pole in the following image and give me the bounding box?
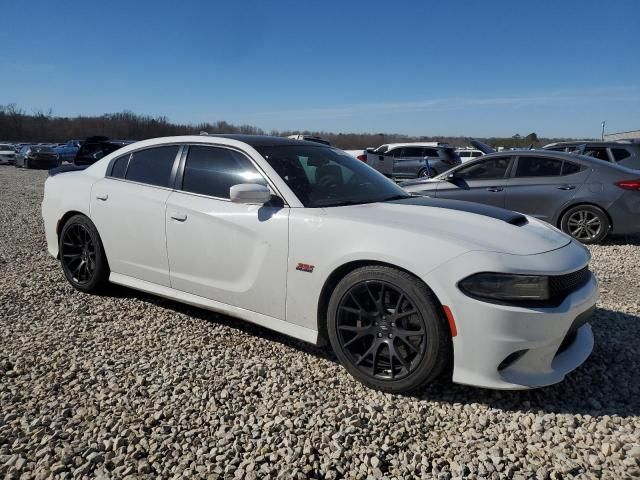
[601,121,606,141]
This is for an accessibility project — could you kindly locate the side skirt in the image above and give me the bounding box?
[109,272,318,344]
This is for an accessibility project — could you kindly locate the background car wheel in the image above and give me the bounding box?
[418,168,428,178]
[59,214,109,293]
[24,159,30,169]
[560,205,610,244]
[428,167,438,178]
[327,265,451,393]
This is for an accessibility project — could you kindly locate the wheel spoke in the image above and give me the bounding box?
[336,279,427,382]
[340,306,361,315]
[397,335,419,354]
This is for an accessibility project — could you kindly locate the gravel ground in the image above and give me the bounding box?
[0,166,639,479]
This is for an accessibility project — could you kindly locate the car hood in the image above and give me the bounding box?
[326,197,571,256]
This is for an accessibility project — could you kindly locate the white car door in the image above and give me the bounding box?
[165,144,289,320]
[90,145,181,287]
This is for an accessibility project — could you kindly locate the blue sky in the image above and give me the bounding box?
[2,0,639,138]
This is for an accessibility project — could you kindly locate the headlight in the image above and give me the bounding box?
[459,273,549,302]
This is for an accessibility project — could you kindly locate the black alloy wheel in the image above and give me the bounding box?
[560,205,610,244]
[327,266,450,392]
[59,215,109,292]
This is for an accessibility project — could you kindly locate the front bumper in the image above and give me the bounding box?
[425,243,598,389]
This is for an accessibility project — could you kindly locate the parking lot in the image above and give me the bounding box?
[0,166,639,479]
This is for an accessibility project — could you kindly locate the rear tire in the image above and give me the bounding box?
[428,167,438,178]
[327,265,451,393]
[560,205,610,244]
[418,168,428,178]
[59,214,110,293]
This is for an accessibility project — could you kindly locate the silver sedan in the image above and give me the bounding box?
[401,150,640,244]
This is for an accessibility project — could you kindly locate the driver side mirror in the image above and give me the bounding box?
[446,172,457,181]
[230,183,272,205]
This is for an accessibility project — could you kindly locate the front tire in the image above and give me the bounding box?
[428,167,438,178]
[327,266,451,393]
[560,205,610,244]
[59,214,109,293]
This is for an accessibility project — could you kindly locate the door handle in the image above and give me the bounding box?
[558,185,576,190]
[486,187,503,192]
[95,194,109,201]
[170,213,187,222]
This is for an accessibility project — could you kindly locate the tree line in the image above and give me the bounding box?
[0,104,580,149]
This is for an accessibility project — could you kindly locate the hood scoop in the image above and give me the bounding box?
[387,196,529,226]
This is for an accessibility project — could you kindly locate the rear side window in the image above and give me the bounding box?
[402,147,424,157]
[459,151,471,158]
[561,161,582,176]
[515,156,562,177]
[181,146,266,199]
[423,148,439,157]
[584,148,610,162]
[110,154,130,178]
[611,148,631,161]
[456,157,511,180]
[125,146,179,187]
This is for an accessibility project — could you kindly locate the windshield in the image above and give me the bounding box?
[374,145,388,154]
[256,145,408,207]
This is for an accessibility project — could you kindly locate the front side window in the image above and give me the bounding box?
[181,146,266,199]
[125,146,179,187]
[455,157,511,180]
[515,156,562,177]
[459,151,471,158]
[386,148,404,158]
[257,145,407,207]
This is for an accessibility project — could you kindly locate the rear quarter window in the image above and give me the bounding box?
[611,148,631,161]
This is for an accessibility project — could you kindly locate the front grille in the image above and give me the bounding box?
[549,266,590,303]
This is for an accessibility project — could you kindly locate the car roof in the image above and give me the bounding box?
[383,142,451,149]
[479,149,639,172]
[204,134,329,148]
[544,141,635,148]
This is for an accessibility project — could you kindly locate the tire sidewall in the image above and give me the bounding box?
[59,215,109,292]
[560,205,609,244]
[327,266,449,393]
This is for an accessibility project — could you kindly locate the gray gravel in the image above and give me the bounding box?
[1,166,639,479]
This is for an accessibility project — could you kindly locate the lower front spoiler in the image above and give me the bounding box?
[498,323,594,389]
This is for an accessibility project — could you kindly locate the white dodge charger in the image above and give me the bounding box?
[42,135,598,392]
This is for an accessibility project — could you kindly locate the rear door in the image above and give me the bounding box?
[504,156,590,221]
[90,145,181,286]
[435,155,512,208]
[393,147,426,177]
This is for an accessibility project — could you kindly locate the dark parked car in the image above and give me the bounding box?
[543,141,640,170]
[401,148,640,244]
[14,145,60,169]
[74,137,132,165]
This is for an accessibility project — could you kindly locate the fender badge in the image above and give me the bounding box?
[296,263,315,273]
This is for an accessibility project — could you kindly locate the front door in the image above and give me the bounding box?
[505,156,590,221]
[435,156,512,208]
[165,145,289,320]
